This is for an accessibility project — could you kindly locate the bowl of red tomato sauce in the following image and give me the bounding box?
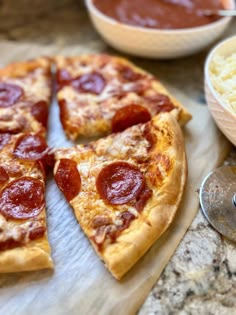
[86,0,235,59]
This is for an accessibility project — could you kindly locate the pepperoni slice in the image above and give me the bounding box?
[0,133,11,149]
[56,69,72,89]
[119,211,135,230]
[155,95,175,113]
[0,177,45,220]
[31,100,48,127]
[135,187,153,212]
[96,162,145,205]
[0,83,23,107]
[29,226,46,240]
[146,94,175,113]
[14,134,48,161]
[0,166,9,184]
[71,72,106,95]
[118,65,143,81]
[112,104,151,133]
[55,159,81,202]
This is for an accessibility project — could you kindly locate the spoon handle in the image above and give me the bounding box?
[199,9,236,17]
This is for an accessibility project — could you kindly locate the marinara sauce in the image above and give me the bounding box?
[93,0,225,29]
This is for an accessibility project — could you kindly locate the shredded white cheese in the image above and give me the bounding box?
[209,53,236,113]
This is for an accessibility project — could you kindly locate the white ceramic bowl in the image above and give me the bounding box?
[205,35,236,146]
[86,0,235,59]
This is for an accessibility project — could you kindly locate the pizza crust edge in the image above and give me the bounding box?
[0,234,53,273]
[0,57,52,77]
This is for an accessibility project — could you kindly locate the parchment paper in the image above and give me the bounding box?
[0,41,231,315]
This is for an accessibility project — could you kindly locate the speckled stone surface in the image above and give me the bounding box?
[0,1,235,314]
[139,165,236,315]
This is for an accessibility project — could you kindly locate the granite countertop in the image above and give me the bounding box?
[0,1,235,314]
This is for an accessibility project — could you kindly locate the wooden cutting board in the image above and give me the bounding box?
[0,41,231,315]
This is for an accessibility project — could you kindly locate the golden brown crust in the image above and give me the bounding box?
[0,57,52,78]
[0,235,53,273]
[100,115,187,279]
[55,54,191,140]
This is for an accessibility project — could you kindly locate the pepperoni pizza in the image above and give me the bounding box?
[0,57,52,136]
[0,132,53,272]
[54,113,187,279]
[55,54,191,140]
[0,54,190,277]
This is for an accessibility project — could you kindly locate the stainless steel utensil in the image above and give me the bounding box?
[198,9,236,17]
[199,166,236,242]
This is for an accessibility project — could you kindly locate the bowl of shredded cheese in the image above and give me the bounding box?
[205,35,236,145]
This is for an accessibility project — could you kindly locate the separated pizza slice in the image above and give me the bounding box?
[54,113,187,279]
[0,133,53,272]
[0,57,53,136]
[55,54,192,140]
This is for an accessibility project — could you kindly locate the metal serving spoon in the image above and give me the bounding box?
[199,166,236,242]
[198,9,236,17]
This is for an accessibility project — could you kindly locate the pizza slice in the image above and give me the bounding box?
[0,133,53,272]
[54,113,187,279]
[55,54,192,140]
[0,57,52,136]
